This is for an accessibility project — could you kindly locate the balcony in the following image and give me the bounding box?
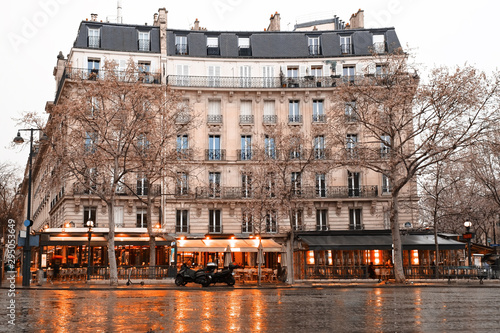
[263,115,277,124]
[175,148,192,160]
[176,225,190,233]
[239,115,254,125]
[166,75,371,89]
[207,114,223,124]
[72,183,161,196]
[288,115,303,124]
[194,185,378,200]
[205,149,226,161]
[207,46,220,56]
[61,68,161,84]
[237,149,253,161]
[312,114,326,123]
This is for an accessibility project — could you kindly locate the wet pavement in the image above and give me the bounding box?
[1,283,500,333]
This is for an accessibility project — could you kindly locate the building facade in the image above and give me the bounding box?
[22,8,460,283]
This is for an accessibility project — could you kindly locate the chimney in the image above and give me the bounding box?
[153,13,159,25]
[117,0,123,24]
[91,13,98,22]
[194,18,200,30]
[349,9,364,29]
[267,12,280,31]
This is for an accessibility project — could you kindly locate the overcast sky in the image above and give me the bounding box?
[1,0,499,172]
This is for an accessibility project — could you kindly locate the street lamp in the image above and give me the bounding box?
[86,220,94,282]
[14,128,47,287]
[464,221,473,267]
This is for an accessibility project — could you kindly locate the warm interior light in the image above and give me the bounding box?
[64,222,70,228]
[230,236,235,240]
[307,251,315,265]
[155,224,161,229]
[412,250,419,265]
[205,236,210,240]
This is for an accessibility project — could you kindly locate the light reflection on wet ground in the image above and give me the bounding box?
[3,287,500,332]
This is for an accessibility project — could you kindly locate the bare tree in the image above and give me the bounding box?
[328,51,499,283]
[46,59,186,285]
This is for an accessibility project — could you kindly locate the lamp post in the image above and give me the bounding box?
[86,220,94,281]
[464,221,473,267]
[14,129,47,287]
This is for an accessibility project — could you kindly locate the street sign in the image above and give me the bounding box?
[463,233,473,239]
[491,244,500,247]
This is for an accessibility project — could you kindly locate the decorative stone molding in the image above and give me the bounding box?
[197,90,202,103]
[280,91,286,103]
[336,201,342,216]
[228,91,234,103]
[256,91,261,103]
[371,201,377,215]
[101,200,107,214]
[304,91,310,103]
[127,199,134,214]
[74,198,80,213]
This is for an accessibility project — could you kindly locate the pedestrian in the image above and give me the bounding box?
[368,262,376,279]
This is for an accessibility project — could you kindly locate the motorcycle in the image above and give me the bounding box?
[175,263,211,287]
[205,262,239,286]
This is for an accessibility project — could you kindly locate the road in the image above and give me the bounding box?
[2,287,499,332]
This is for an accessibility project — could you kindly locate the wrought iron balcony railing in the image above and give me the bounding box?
[237,149,253,161]
[205,149,226,161]
[207,114,223,123]
[308,45,321,55]
[312,114,326,123]
[263,115,277,124]
[239,115,254,124]
[176,44,188,55]
[88,36,100,48]
[60,68,161,84]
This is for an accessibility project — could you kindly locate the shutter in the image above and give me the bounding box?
[240,101,252,116]
[263,101,275,116]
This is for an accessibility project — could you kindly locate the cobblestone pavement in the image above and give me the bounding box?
[1,280,500,332]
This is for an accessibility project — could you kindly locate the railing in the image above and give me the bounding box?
[341,43,352,54]
[88,265,171,280]
[176,148,193,160]
[308,45,321,55]
[237,149,253,161]
[207,46,220,56]
[239,115,254,124]
[205,149,226,161]
[238,47,252,56]
[167,75,364,89]
[288,115,303,124]
[176,114,191,124]
[73,183,161,196]
[176,225,190,233]
[207,114,223,123]
[372,42,386,54]
[208,225,223,233]
[263,115,277,124]
[138,39,150,51]
[176,44,188,55]
[88,36,100,48]
[312,114,326,123]
[60,68,161,84]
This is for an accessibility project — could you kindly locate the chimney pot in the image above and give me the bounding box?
[91,13,98,22]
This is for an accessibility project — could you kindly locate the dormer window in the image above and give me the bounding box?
[373,34,385,53]
[340,36,352,54]
[308,37,320,55]
[175,35,188,55]
[88,28,100,48]
[207,37,220,55]
[138,31,150,51]
[238,37,251,56]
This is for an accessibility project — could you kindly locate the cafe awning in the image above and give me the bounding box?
[177,239,282,252]
[298,233,465,251]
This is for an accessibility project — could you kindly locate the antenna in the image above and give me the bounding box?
[117,0,123,23]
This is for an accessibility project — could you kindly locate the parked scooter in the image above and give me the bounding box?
[175,263,210,287]
[205,262,239,286]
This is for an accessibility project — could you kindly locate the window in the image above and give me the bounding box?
[242,210,253,233]
[176,210,189,233]
[176,172,189,195]
[88,59,100,79]
[310,66,323,77]
[241,173,252,198]
[308,37,321,55]
[343,65,355,83]
[262,66,274,88]
[291,209,303,230]
[84,168,97,193]
[340,36,352,54]
[348,171,360,197]
[208,100,222,123]
[376,64,387,77]
[239,37,251,56]
[89,96,99,117]
[287,67,298,78]
[208,66,221,87]
[265,135,276,159]
[88,28,100,48]
[136,209,147,228]
[382,174,391,193]
[137,134,149,154]
[208,135,221,160]
[291,172,302,196]
[176,64,189,86]
[349,208,362,230]
[84,132,97,153]
[265,211,278,233]
[209,209,222,233]
[207,37,219,55]
[314,135,325,159]
[240,101,253,124]
[381,135,391,158]
[312,100,325,122]
[137,173,148,196]
[263,100,276,123]
[265,173,275,198]
[240,135,252,160]
[316,209,328,231]
[373,34,385,53]
[209,172,221,198]
[345,101,357,122]
[138,61,151,73]
[177,134,189,159]
[346,134,358,158]
[288,100,301,123]
[138,31,150,51]
[289,136,302,159]
[83,206,97,227]
[316,173,326,198]
[240,66,251,87]
[175,35,188,55]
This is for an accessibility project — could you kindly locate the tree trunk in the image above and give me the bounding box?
[390,191,405,283]
[288,228,295,284]
[147,190,156,269]
[107,200,118,286]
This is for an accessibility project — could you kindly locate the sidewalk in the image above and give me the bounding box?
[3,275,500,290]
